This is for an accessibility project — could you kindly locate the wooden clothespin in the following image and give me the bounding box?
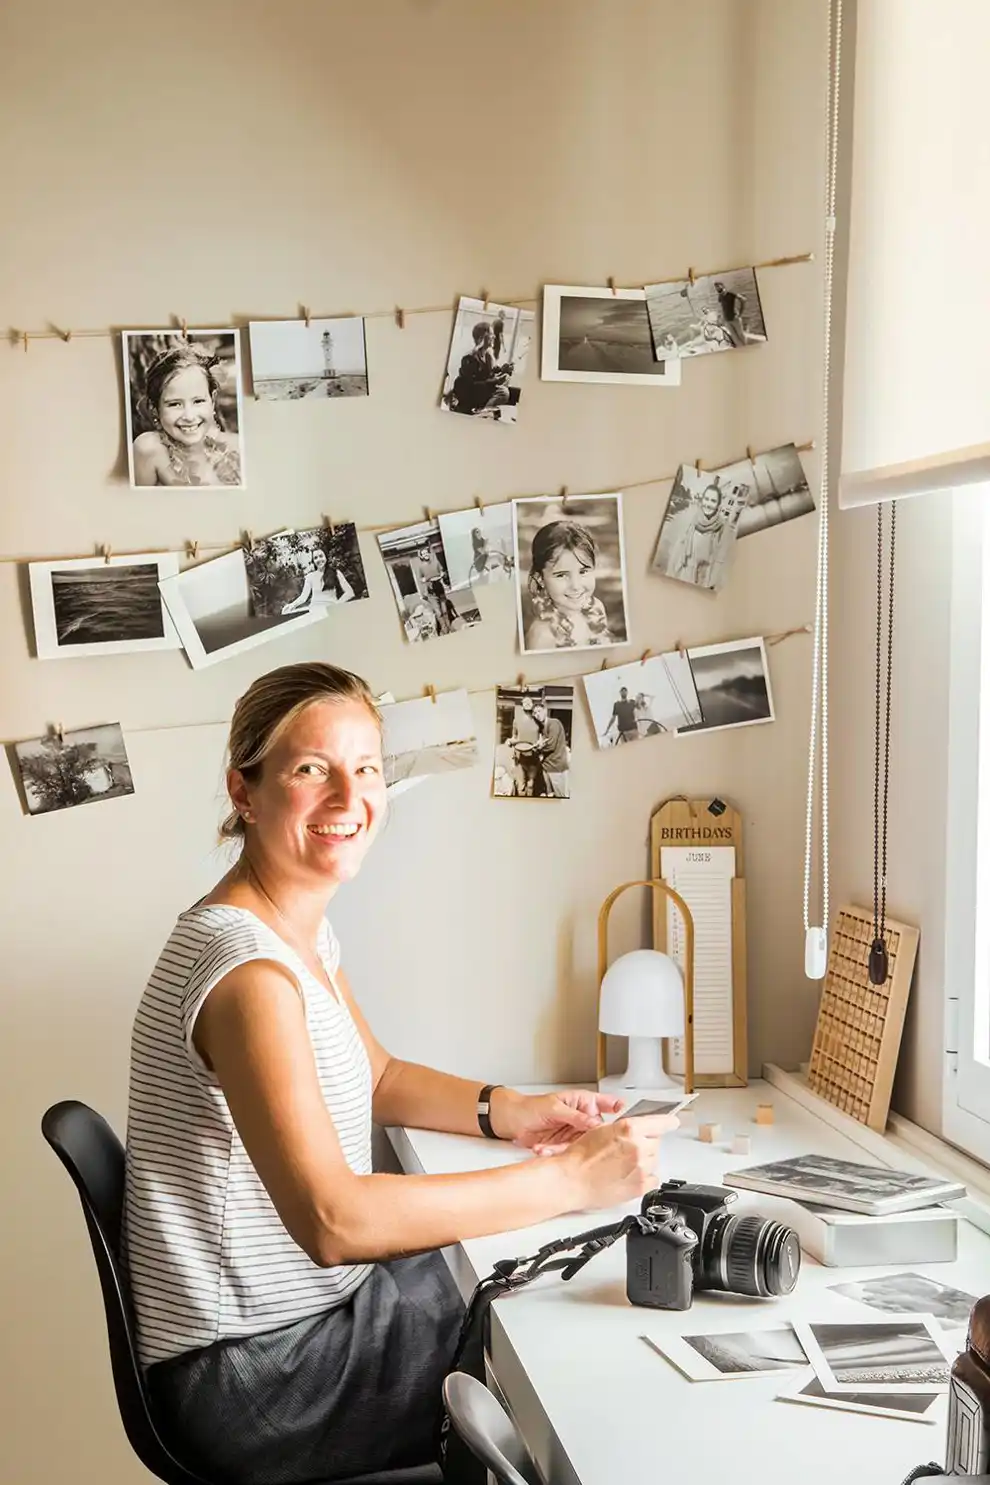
[179,317,189,340]
[394,306,406,329]
[322,513,336,535]
[22,331,28,353]
[425,684,437,705]
[55,326,72,343]
[424,505,433,523]
[517,672,525,690]
[481,288,490,311]
[695,458,703,472]
[54,722,65,747]
[746,445,755,463]
[600,657,609,671]
[607,276,617,295]
[474,495,485,516]
[675,638,687,657]
[687,266,697,286]
[302,305,311,328]
[640,648,652,665]
[559,485,569,511]
[243,529,256,552]
[101,543,113,563]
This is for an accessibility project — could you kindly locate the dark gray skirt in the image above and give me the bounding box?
[147,1251,465,1484]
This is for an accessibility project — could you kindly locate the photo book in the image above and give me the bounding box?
[722,1153,966,1217]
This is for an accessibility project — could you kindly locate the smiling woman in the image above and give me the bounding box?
[122,660,679,1483]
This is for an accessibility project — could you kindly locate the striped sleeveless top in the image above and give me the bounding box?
[123,904,374,1368]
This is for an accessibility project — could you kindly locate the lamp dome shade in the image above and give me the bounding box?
[598,949,685,1037]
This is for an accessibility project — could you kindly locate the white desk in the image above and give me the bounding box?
[388,1079,990,1485]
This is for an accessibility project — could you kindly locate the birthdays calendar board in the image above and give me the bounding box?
[650,797,748,1087]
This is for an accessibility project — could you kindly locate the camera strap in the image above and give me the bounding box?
[438,1215,637,1483]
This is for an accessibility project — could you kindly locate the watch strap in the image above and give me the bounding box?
[477,1083,503,1140]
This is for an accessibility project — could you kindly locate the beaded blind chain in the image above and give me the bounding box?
[870,501,896,986]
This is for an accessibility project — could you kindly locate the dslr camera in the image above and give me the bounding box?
[626,1178,801,1311]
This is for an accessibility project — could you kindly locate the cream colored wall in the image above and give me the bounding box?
[0,2,825,1481]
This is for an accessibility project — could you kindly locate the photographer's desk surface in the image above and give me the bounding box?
[387,1080,990,1485]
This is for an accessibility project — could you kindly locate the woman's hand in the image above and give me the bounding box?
[561,1113,680,1211]
[493,1088,625,1151]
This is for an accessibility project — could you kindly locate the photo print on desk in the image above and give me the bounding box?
[28,553,181,659]
[492,684,573,800]
[795,1317,953,1395]
[737,443,815,539]
[158,549,324,670]
[377,518,481,644]
[380,689,479,791]
[123,330,245,489]
[676,637,774,736]
[582,650,701,747]
[440,297,534,423]
[540,285,681,386]
[642,1325,809,1383]
[513,492,629,655]
[644,266,767,359]
[652,461,751,592]
[778,1374,941,1426]
[439,503,515,590]
[248,316,369,400]
[828,1273,979,1333]
[13,723,135,817]
[244,524,369,617]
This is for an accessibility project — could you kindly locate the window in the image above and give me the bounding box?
[943,488,990,1162]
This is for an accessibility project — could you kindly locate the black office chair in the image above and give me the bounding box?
[441,1373,540,1485]
[41,1099,440,1485]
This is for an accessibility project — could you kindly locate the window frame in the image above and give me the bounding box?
[942,485,990,1161]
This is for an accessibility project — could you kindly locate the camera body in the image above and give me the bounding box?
[626,1178,801,1311]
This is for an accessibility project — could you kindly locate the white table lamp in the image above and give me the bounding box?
[596,878,695,1095]
[598,950,685,1092]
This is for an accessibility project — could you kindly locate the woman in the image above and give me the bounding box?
[281,546,355,614]
[525,519,611,651]
[670,482,730,589]
[124,663,675,1483]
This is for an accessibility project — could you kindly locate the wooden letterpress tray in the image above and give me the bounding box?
[806,904,919,1133]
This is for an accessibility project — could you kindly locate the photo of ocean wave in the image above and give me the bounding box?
[51,563,165,645]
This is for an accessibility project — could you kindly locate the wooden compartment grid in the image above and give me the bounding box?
[806,904,919,1133]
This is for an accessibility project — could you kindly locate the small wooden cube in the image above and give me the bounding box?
[731,1134,751,1155]
[698,1122,721,1143]
[755,1103,774,1126]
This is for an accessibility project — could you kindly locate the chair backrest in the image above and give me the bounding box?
[41,1100,210,1485]
[441,1372,540,1485]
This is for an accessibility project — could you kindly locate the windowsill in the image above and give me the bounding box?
[764,1063,990,1238]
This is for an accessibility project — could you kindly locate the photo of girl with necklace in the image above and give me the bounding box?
[512,492,629,656]
[123,329,246,489]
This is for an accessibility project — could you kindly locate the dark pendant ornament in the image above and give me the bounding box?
[868,936,889,987]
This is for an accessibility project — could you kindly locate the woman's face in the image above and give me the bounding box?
[539,546,595,613]
[232,699,386,890]
[311,547,327,572]
[700,487,721,518]
[157,365,214,446]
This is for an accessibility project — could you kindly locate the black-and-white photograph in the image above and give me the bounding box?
[122,329,246,489]
[248,317,369,400]
[779,1374,941,1425]
[652,461,751,592]
[582,650,701,747]
[13,724,135,817]
[829,1273,978,1333]
[492,685,574,800]
[28,553,181,660]
[440,297,534,423]
[737,443,816,538]
[512,493,629,655]
[377,519,481,644]
[676,637,774,737]
[795,1318,953,1395]
[644,266,767,359]
[643,1325,808,1383]
[158,549,324,670]
[380,689,479,790]
[438,503,515,590]
[244,524,369,617]
[721,1153,966,1215]
[541,285,681,387]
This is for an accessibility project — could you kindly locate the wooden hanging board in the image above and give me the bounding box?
[806,904,919,1132]
[651,797,748,1087]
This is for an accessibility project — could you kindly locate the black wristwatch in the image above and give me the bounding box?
[477,1083,504,1140]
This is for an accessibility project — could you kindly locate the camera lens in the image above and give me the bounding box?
[697,1212,801,1298]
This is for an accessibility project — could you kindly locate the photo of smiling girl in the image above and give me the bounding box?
[512,492,629,656]
[123,330,246,489]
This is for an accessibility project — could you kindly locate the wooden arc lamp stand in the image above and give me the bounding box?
[596,878,695,1096]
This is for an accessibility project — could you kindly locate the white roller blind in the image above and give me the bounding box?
[839,0,990,508]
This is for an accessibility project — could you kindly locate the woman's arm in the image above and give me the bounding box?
[335,568,355,602]
[193,961,669,1266]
